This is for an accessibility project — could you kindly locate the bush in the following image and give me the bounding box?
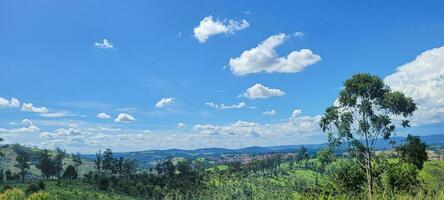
[382,162,419,192]
[38,181,45,190]
[0,188,26,200]
[325,158,366,193]
[98,177,109,190]
[63,165,78,179]
[27,191,55,200]
[25,183,42,194]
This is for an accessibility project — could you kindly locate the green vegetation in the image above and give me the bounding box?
[0,74,442,199]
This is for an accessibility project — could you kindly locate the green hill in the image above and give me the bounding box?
[0,144,95,178]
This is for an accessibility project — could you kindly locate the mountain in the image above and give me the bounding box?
[81,134,444,167]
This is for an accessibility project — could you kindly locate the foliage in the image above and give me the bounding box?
[52,148,65,179]
[397,134,428,170]
[36,150,54,179]
[325,158,366,193]
[15,150,30,182]
[25,183,42,195]
[27,191,55,200]
[62,165,77,179]
[320,73,416,199]
[0,188,26,200]
[382,162,419,193]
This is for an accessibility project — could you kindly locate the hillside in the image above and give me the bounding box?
[0,144,95,178]
[81,134,444,167]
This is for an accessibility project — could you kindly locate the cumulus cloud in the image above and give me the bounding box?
[155,97,175,108]
[0,97,20,108]
[229,33,321,75]
[193,109,321,138]
[0,119,40,134]
[94,38,114,49]
[240,83,285,100]
[384,46,444,125]
[21,103,48,113]
[193,16,249,43]
[262,109,276,116]
[96,112,111,119]
[114,113,136,123]
[205,102,246,110]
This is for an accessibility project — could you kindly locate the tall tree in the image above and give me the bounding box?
[71,153,83,171]
[397,134,428,170]
[37,149,54,179]
[15,150,30,182]
[297,146,309,167]
[53,148,66,179]
[94,150,102,173]
[102,148,114,174]
[320,74,416,200]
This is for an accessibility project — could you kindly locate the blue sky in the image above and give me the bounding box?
[1,0,444,153]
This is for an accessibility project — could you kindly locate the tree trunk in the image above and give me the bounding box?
[366,151,373,200]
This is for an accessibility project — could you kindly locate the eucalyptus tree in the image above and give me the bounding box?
[15,150,30,182]
[319,73,416,199]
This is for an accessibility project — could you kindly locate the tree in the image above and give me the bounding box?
[102,148,114,174]
[53,148,66,179]
[94,150,102,173]
[71,153,82,171]
[5,169,15,181]
[320,73,416,200]
[63,165,78,179]
[316,148,334,169]
[397,134,428,170]
[0,137,4,157]
[36,150,54,179]
[0,168,4,183]
[297,146,309,167]
[15,150,30,182]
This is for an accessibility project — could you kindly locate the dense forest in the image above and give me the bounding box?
[0,74,443,200]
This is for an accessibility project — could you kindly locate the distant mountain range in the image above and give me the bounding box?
[81,134,444,166]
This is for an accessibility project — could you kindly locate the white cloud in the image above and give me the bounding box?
[229,33,321,75]
[0,97,20,108]
[0,119,40,134]
[114,113,136,123]
[177,122,186,129]
[240,83,285,100]
[205,102,246,110]
[384,46,444,125]
[293,32,304,38]
[22,119,34,126]
[21,103,48,113]
[193,16,249,43]
[193,109,321,138]
[94,38,114,49]
[262,109,276,116]
[39,111,73,118]
[155,97,175,108]
[96,112,111,119]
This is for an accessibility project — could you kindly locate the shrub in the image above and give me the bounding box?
[382,162,419,192]
[25,183,41,194]
[38,181,45,190]
[325,158,366,193]
[0,188,26,200]
[27,191,55,200]
[98,177,109,190]
[63,165,78,179]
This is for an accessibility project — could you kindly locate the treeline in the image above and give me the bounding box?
[84,148,206,198]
